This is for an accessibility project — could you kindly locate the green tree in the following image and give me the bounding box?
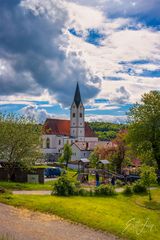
[59,143,72,169]
[0,113,42,180]
[89,149,99,167]
[140,165,157,201]
[128,91,160,169]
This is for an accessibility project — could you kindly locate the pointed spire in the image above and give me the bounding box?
[74,82,82,107]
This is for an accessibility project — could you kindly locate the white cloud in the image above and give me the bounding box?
[86,114,127,123]
[63,2,160,105]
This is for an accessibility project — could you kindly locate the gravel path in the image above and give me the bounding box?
[12,190,52,195]
[12,188,125,195]
[0,203,120,240]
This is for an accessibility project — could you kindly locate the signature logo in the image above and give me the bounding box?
[122,218,155,236]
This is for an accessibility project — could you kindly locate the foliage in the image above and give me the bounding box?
[59,143,72,169]
[0,187,6,194]
[94,184,116,196]
[78,188,90,196]
[89,149,99,167]
[111,130,128,173]
[140,165,157,200]
[116,179,124,187]
[53,175,78,196]
[0,113,42,180]
[127,91,160,169]
[123,185,133,195]
[88,122,125,141]
[132,180,147,194]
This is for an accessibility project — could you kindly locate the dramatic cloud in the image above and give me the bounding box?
[20,105,53,123]
[0,0,100,107]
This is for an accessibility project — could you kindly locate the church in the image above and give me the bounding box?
[42,83,98,160]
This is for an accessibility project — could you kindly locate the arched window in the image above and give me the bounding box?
[80,113,82,118]
[73,113,75,118]
[46,138,50,149]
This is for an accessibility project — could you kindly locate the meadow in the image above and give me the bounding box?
[0,188,160,240]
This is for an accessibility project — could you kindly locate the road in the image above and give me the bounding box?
[0,203,120,240]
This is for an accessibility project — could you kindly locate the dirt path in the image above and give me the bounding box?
[0,203,120,240]
[12,188,125,195]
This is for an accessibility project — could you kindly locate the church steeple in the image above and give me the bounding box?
[70,82,85,141]
[74,82,82,108]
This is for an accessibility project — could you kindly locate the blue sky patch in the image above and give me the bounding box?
[69,28,105,46]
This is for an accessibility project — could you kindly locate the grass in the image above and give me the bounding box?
[0,189,160,240]
[0,235,15,240]
[0,181,53,190]
[0,170,77,191]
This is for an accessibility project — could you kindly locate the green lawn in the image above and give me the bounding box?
[0,170,77,191]
[0,181,53,190]
[0,189,160,240]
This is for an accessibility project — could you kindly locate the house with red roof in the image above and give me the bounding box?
[42,83,98,160]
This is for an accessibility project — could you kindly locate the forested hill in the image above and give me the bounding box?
[88,122,125,141]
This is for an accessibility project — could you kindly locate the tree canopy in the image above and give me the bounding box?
[88,122,125,141]
[59,143,72,169]
[0,113,42,179]
[127,91,160,169]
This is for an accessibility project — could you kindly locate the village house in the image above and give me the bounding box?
[71,141,116,161]
[42,83,98,161]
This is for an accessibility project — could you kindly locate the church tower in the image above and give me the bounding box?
[70,83,85,141]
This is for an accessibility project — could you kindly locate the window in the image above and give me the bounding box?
[46,138,50,149]
[80,113,82,118]
[73,113,75,118]
[59,139,61,145]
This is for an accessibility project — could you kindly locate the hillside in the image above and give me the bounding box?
[88,122,125,141]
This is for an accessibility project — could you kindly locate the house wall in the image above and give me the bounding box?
[71,144,91,161]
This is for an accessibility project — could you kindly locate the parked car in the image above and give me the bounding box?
[44,167,65,178]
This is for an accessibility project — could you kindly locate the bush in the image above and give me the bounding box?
[123,185,133,195]
[52,176,78,196]
[94,184,116,196]
[0,187,6,194]
[78,188,89,196]
[116,179,124,187]
[132,181,147,194]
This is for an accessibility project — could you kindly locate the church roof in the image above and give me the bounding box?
[73,82,82,107]
[44,118,97,138]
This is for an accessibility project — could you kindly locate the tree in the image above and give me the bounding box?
[0,113,42,180]
[59,143,72,169]
[89,148,99,167]
[127,91,160,169]
[111,130,128,173]
[140,165,157,201]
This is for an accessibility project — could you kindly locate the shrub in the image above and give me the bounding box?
[94,184,116,196]
[132,181,147,194]
[123,185,133,195]
[78,188,89,196]
[116,179,124,187]
[52,176,78,196]
[0,187,6,194]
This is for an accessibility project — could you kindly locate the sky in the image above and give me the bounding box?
[0,0,160,123]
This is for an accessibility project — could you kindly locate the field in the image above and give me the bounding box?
[0,188,160,240]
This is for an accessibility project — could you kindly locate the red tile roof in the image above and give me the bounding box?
[44,118,97,138]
